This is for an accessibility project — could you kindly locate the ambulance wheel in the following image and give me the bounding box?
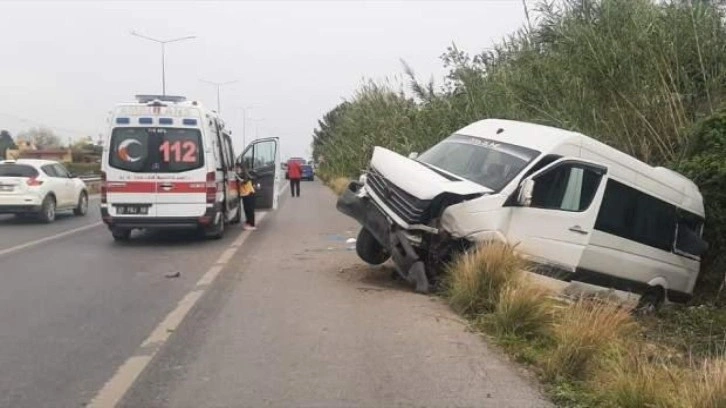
[356,227,390,265]
[111,228,131,242]
[206,213,225,239]
[230,200,242,224]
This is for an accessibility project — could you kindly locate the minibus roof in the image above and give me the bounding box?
[458,119,704,217]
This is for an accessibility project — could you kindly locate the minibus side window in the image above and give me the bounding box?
[530,164,602,212]
[595,180,676,251]
[675,211,708,257]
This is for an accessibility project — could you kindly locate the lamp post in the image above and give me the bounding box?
[239,106,255,148]
[200,79,238,114]
[131,31,196,96]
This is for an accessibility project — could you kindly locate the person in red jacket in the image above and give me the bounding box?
[287,159,302,197]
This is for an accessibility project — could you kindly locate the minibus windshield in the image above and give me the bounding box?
[417,134,539,191]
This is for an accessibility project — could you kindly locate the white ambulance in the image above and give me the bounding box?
[101,95,280,241]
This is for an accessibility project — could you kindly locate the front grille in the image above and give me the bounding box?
[366,167,430,225]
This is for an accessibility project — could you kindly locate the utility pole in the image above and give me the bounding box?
[200,79,238,114]
[131,31,196,96]
[239,106,255,148]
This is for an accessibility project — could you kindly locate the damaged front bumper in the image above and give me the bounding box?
[336,181,431,293]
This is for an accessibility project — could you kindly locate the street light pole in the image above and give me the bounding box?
[200,79,238,114]
[131,31,196,96]
[240,106,255,148]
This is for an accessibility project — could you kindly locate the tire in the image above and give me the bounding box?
[636,287,665,315]
[73,191,88,216]
[38,195,56,223]
[356,227,390,265]
[206,213,225,239]
[111,228,131,241]
[230,199,242,224]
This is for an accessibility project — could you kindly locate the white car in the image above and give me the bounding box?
[0,159,89,222]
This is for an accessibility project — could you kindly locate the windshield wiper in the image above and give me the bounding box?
[416,161,461,181]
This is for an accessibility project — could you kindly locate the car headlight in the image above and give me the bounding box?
[359,173,368,185]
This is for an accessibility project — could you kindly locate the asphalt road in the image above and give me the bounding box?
[0,183,550,408]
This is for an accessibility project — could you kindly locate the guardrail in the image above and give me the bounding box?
[80,176,102,194]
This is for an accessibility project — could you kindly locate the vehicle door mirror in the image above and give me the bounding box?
[67,172,76,178]
[408,152,419,160]
[517,178,535,207]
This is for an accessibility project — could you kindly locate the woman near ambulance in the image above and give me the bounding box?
[236,163,257,231]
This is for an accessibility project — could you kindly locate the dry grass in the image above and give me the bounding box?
[445,243,525,317]
[684,358,726,408]
[489,283,553,340]
[327,177,351,196]
[594,344,681,408]
[546,299,635,380]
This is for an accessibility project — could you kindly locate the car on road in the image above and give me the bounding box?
[301,161,314,181]
[0,159,89,222]
[338,119,707,309]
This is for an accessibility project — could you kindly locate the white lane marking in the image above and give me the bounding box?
[279,181,290,196]
[0,222,103,258]
[88,212,267,408]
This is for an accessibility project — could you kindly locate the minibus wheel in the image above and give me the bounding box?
[636,287,665,314]
[356,227,390,265]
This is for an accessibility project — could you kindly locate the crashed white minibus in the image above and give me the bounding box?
[338,119,707,307]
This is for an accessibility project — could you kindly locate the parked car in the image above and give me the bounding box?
[0,159,89,222]
[337,119,707,309]
[301,161,314,181]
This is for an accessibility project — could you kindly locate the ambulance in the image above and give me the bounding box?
[101,95,280,241]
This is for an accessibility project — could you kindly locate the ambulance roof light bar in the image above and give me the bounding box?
[135,94,187,104]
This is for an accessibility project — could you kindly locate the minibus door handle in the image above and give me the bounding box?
[568,225,588,235]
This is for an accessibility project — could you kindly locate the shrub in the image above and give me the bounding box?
[327,177,351,197]
[595,346,680,408]
[489,283,552,340]
[546,299,635,380]
[685,358,726,408]
[445,243,525,317]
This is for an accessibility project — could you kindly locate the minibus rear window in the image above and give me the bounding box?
[109,127,204,173]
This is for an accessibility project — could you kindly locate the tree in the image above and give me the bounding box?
[0,130,17,159]
[17,127,61,149]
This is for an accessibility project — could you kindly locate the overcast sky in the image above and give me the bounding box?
[0,0,528,159]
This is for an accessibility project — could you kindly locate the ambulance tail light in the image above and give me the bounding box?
[101,171,107,204]
[206,171,217,204]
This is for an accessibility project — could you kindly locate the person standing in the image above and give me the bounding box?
[237,164,257,230]
[288,159,302,197]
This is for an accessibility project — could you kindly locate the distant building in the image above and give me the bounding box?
[5,141,72,162]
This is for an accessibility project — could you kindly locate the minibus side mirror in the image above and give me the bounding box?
[517,178,535,207]
[408,152,419,160]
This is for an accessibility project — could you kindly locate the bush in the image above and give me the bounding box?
[673,110,726,298]
[65,162,100,177]
[444,243,525,317]
[686,358,726,408]
[546,299,634,380]
[595,346,680,408]
[489,284,552,340]
[327,177,351,197]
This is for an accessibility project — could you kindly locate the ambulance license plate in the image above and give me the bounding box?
[115,205,149,215]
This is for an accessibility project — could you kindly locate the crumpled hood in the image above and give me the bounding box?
[369,147,491,200]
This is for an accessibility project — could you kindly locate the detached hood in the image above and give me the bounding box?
[369,147,491,200]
